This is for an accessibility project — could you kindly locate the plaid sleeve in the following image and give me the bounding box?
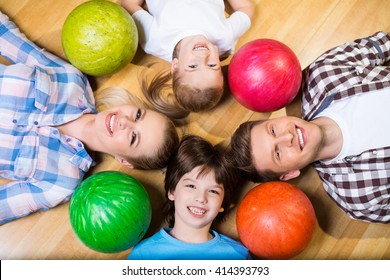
[0,12,66,68]
[311,32,390,68]
[318,171,390,224]
[301,32,390,120]
[0,180,73,225]
[365,31,390,63]
[313,146,390,224]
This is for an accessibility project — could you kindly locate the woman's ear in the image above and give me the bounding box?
[115,156,134,169]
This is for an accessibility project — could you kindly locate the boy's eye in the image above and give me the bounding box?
[188,65,197,69]
[208,64,217,68]
[210,189,220,195]
[271,127,276,136]
[185,184,195,189]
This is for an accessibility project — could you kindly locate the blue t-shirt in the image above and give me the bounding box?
[128,228,251,260]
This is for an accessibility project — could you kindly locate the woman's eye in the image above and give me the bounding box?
[185,184,195,189]
[135,109,142,121]
[208,64,217,67]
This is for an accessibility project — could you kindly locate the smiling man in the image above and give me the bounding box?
[229,32,390,224]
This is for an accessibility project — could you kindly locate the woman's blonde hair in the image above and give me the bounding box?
[95,86,147,111]
[95,87,179,170]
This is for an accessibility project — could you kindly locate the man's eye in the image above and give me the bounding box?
[276,149,280,160]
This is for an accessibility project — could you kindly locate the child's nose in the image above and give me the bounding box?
[195,191,207,204]
[194,50,210,59]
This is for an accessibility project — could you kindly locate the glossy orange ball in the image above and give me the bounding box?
[236,181,316,259]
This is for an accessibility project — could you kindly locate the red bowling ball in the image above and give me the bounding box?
[228,39,302,112]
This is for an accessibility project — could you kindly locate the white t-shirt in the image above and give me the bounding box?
[132,0,251,62]
[317,87,390,163]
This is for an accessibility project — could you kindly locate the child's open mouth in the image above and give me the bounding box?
[193,43,209,51]
[188,206,206,216]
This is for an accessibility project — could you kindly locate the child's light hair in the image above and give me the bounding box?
[141,70,224,125]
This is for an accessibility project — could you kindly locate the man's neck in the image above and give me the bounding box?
[312,116,343,162]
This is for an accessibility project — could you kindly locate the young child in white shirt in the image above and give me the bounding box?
[121,0,254,121]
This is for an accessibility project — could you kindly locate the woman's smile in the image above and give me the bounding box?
[105,113,117,136]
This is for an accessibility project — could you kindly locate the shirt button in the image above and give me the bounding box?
[372,150,378,155]
[34,121,38,125]
[12,119,17,123]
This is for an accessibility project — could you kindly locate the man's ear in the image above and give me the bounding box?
[280,170,300,181]
[171,58,178,74]
[115,156,134,169]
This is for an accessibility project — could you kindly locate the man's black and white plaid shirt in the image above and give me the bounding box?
[301,32,390,223]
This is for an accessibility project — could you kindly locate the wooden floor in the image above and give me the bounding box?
[0,0,390,260]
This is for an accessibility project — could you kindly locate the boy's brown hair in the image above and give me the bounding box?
[163,135,238,227]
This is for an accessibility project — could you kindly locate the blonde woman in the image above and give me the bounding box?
[0,12,179,224]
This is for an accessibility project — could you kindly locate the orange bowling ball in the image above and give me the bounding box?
[236,181,316,259]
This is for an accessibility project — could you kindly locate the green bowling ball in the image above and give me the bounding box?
[62,0,138,76]
[69,171,152,253]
